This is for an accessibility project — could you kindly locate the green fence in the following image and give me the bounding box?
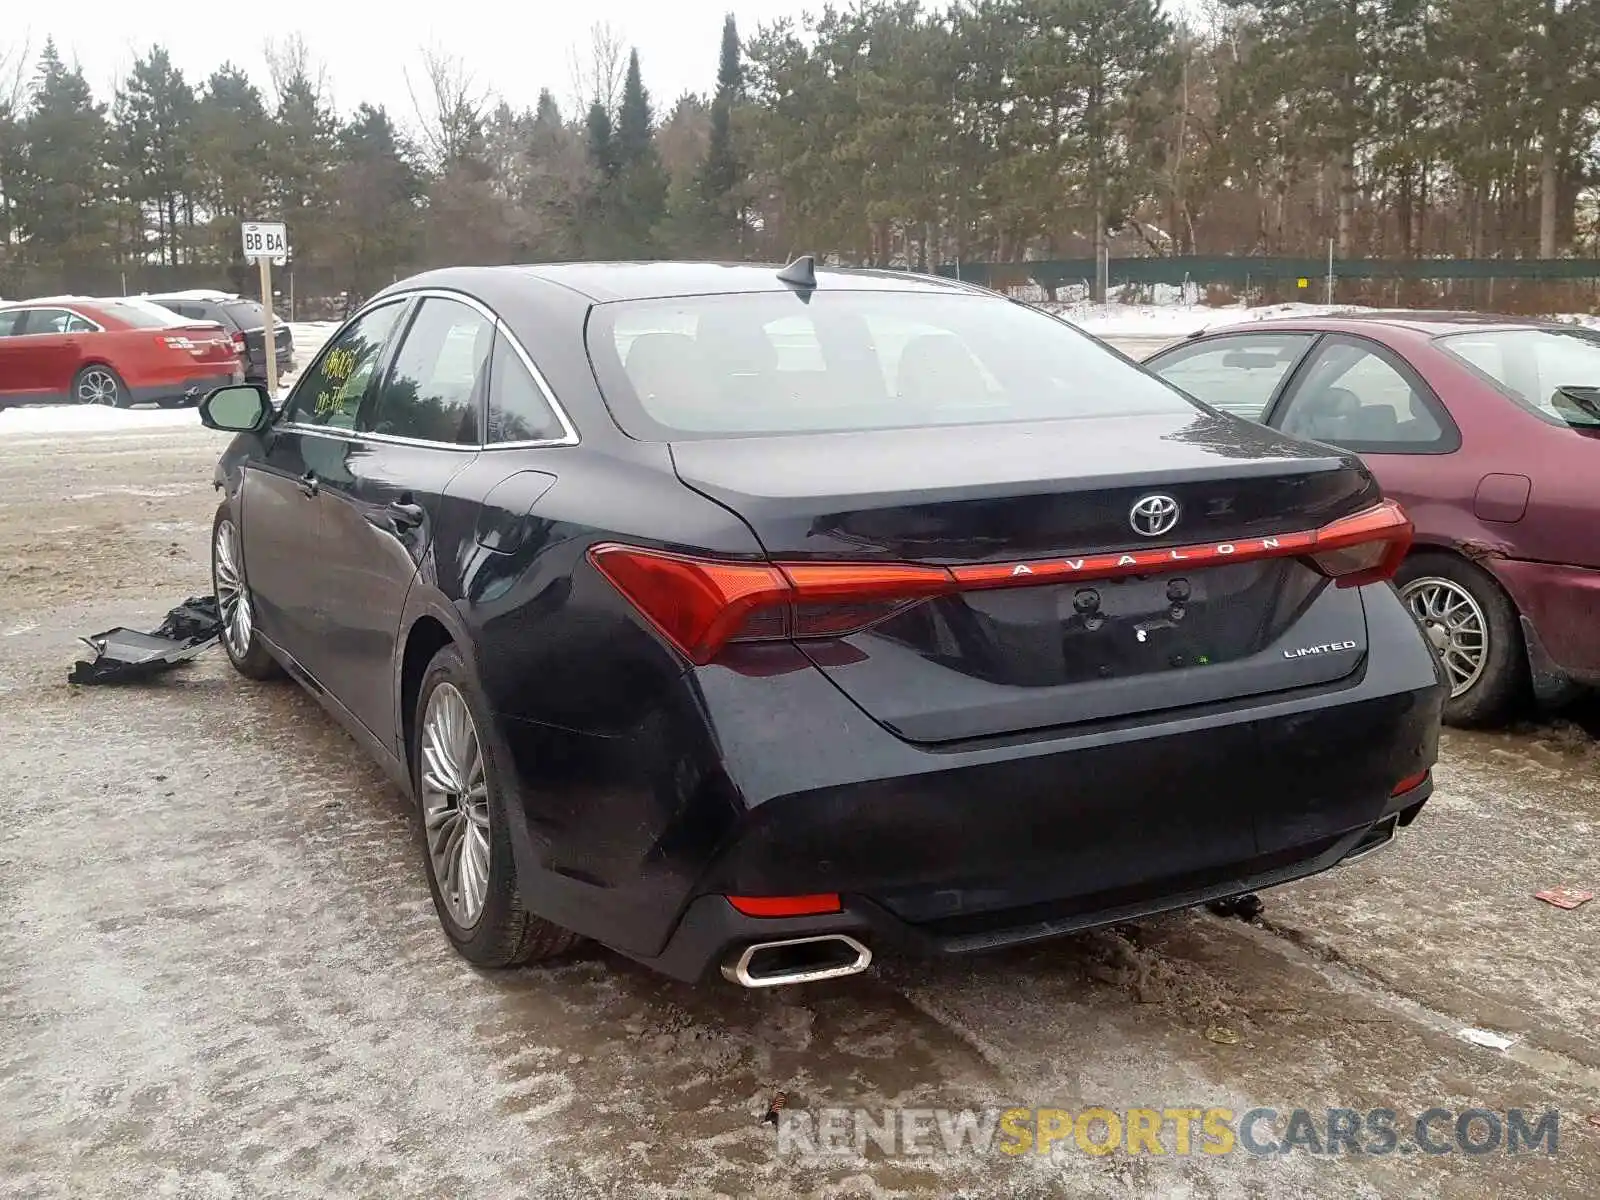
[937,257,1600,290]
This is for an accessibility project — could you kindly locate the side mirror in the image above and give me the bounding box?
[199,383,272,432]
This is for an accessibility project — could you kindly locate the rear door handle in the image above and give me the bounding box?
[297,470,318,497]
[387,500,426,530]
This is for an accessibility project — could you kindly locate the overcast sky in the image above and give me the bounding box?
[11,1,808,126]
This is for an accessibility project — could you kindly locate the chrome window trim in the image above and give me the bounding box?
[275,287,580,451]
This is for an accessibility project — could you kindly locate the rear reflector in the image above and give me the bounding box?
[1391,769,1429,796]
[726,894,843,917]
[589,500,1414,665]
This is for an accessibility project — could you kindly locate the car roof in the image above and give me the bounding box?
[142,290,242,303]
[1196,309,1575,338]
[0,294,99,309]
[382,261,986,305]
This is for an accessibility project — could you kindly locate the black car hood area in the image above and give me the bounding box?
[667,410,1376,562]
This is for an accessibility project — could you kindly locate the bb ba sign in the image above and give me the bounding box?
[241,221,288,260]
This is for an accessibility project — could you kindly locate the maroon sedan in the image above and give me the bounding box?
[1144,312,1599,726]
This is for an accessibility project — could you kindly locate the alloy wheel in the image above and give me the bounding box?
[77,369,119,406]
[1400,576,1488,698]
[213,519,254,660]
[419,683,491,929]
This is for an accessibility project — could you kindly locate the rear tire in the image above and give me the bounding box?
[412,644,580,968]
[74,364,129,408]
[1396,552,1526,728]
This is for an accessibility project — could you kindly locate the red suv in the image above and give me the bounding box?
[0,297,242,410]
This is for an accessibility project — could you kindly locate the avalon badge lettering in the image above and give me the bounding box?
[1284,640,1359,659]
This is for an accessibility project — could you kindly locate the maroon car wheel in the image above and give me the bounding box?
[1397,553,1527,727]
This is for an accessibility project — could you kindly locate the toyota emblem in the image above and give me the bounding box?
[1129,493,1180,537]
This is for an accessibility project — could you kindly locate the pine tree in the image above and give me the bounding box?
[585,100,617,181]
[614,49,668,254]
[704,16,742,201]
[332,104,419,301]
[115,48,197,267]
[19,40,114,285]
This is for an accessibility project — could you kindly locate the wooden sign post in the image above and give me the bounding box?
[241,221,289,397]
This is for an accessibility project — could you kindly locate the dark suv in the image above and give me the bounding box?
[144,291,294,384]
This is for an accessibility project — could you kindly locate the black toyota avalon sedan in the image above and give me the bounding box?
[199,260,1445,988]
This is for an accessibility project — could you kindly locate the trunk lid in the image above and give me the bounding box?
[159,320,237,366]
[670,413,1384,743]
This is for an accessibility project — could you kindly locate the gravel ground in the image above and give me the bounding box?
[3,362,1600,1198]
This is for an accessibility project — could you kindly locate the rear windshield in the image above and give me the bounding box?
[1437,327,1600,427]
[100,300,192,329]
[584,290,1193,439]
[222,299,267,325]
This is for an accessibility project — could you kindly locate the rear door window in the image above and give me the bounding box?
[362,296,492,445]
[0,310,22,337]
[26,308,77,334]
[1146,332,1315,419]
[1272,337,1457,453]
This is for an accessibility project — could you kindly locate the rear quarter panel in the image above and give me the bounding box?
[1369,338,1565,560]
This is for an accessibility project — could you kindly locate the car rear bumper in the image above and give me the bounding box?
[494,583,1445,983]
[1490,557,1600,687]
[245,350,295,381]
[129,370,241,407]
[640,775,1433,983]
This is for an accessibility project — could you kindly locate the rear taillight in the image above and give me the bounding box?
[1303,500,1413,588]
[232,331,247,354]
[587,546,952,665]
[589,500,1413,665]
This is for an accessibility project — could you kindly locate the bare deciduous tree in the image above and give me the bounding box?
[406,46,492,168]
[568,22,626,117]
[264,34,329,109]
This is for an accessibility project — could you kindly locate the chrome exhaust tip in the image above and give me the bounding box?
[721,934,873,988]
[1340,814,1400,867]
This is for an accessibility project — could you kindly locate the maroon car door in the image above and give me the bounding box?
[1267,335,1467,531]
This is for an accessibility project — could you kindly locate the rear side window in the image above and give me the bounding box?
[0,310,21,337]
[585,291,1193,439]
[1146,332,1314,420]
[363,296,492,445]
[1439,327,1600,427]
[486,334,565,443]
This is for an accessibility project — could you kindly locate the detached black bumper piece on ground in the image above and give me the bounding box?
[68,596,222,684]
